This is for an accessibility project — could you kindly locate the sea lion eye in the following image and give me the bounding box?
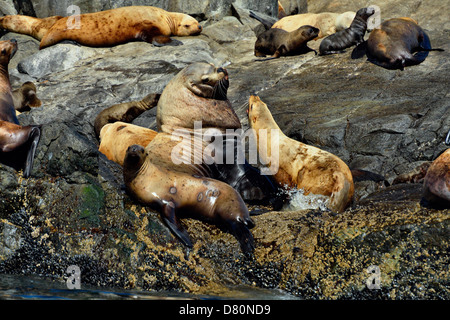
[184,24,190,28]
[1,49,6,54]
[202,77,209,83]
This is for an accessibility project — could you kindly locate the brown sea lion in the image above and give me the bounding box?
[12,81,42,114]
[352,17,444,70]
[0,6,202,49]
[94,93,160,139]
[247,95,354,213]
[0,39,41,178]
[98,121,158,166]
[123,143,255,254]
[319,7,375,55]
[254,25,320,60]
[422,149,450,208]
[156,62,278,202]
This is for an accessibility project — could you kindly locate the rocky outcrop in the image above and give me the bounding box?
[0,0,449,298]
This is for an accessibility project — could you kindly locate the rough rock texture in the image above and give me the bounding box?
[0,0,449,299]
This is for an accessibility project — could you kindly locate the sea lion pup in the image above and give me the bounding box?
[156,62,278,202]
[123,144,255,254]
[0,6,202,49]
[12,81,42,114]
[247,95,354,213]
[94,93,160,139]
[0,39,41,178]
[98,121,158,166]
[319,7,375,55]
[254,25,320,60]
[352,17,444,70]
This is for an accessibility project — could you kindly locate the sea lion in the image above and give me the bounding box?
[422,149,450,208]
[12,81,42,114]
[319,7,375,55]
[94,93,160,138]
[272,12,356,38]
[249,10,355,37]
[0,39,41,178]
[0,6,202,49]
[123,143,255,254]
[352,17,444,70]
[156,62,278,202]
[98,121,158,166]
[254,25,320,60]
[247,95,354,213]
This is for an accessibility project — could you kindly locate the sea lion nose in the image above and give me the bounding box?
[10,39,17,44]
[198,25,202,30]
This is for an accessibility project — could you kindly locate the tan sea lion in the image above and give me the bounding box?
[319,7,374,55]
[254,25,319,60]
[123,143,255,254]
[156,62,278,202]
[12,81,42,114]
[157,63,239,135]
[94,93,160,138]
[0,6,202,49]
[272,11,356,38]
[247,95,354,213]
[422,131,450,208]
[98,121,158,166]
[352,17,444,70]
[0,39,41,178]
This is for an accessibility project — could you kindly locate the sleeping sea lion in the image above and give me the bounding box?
[98,121,158,166]
[0,6,202,49]
[352,17,444,70]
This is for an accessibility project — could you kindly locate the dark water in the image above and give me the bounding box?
[0,274,298,300]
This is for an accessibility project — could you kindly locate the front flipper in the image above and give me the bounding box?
[229,220,255,256]
[23,125,41,178]
[152,35,183,47]
[161,201,193,248]
[351,41,368,59]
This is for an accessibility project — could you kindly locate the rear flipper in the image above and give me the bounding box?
[249,10,277,30]
[161,201,193,248]
[351,169,389,186]
[413,31,444,65]
[23,125,41,178]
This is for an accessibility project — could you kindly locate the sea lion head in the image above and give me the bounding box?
[183,63,229,100]
[247,95,273,130]
[123,144,147,183]
[173,13,203,36]
[299,25,320,41]
[0,39,18,66]
[356,7,376,20]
